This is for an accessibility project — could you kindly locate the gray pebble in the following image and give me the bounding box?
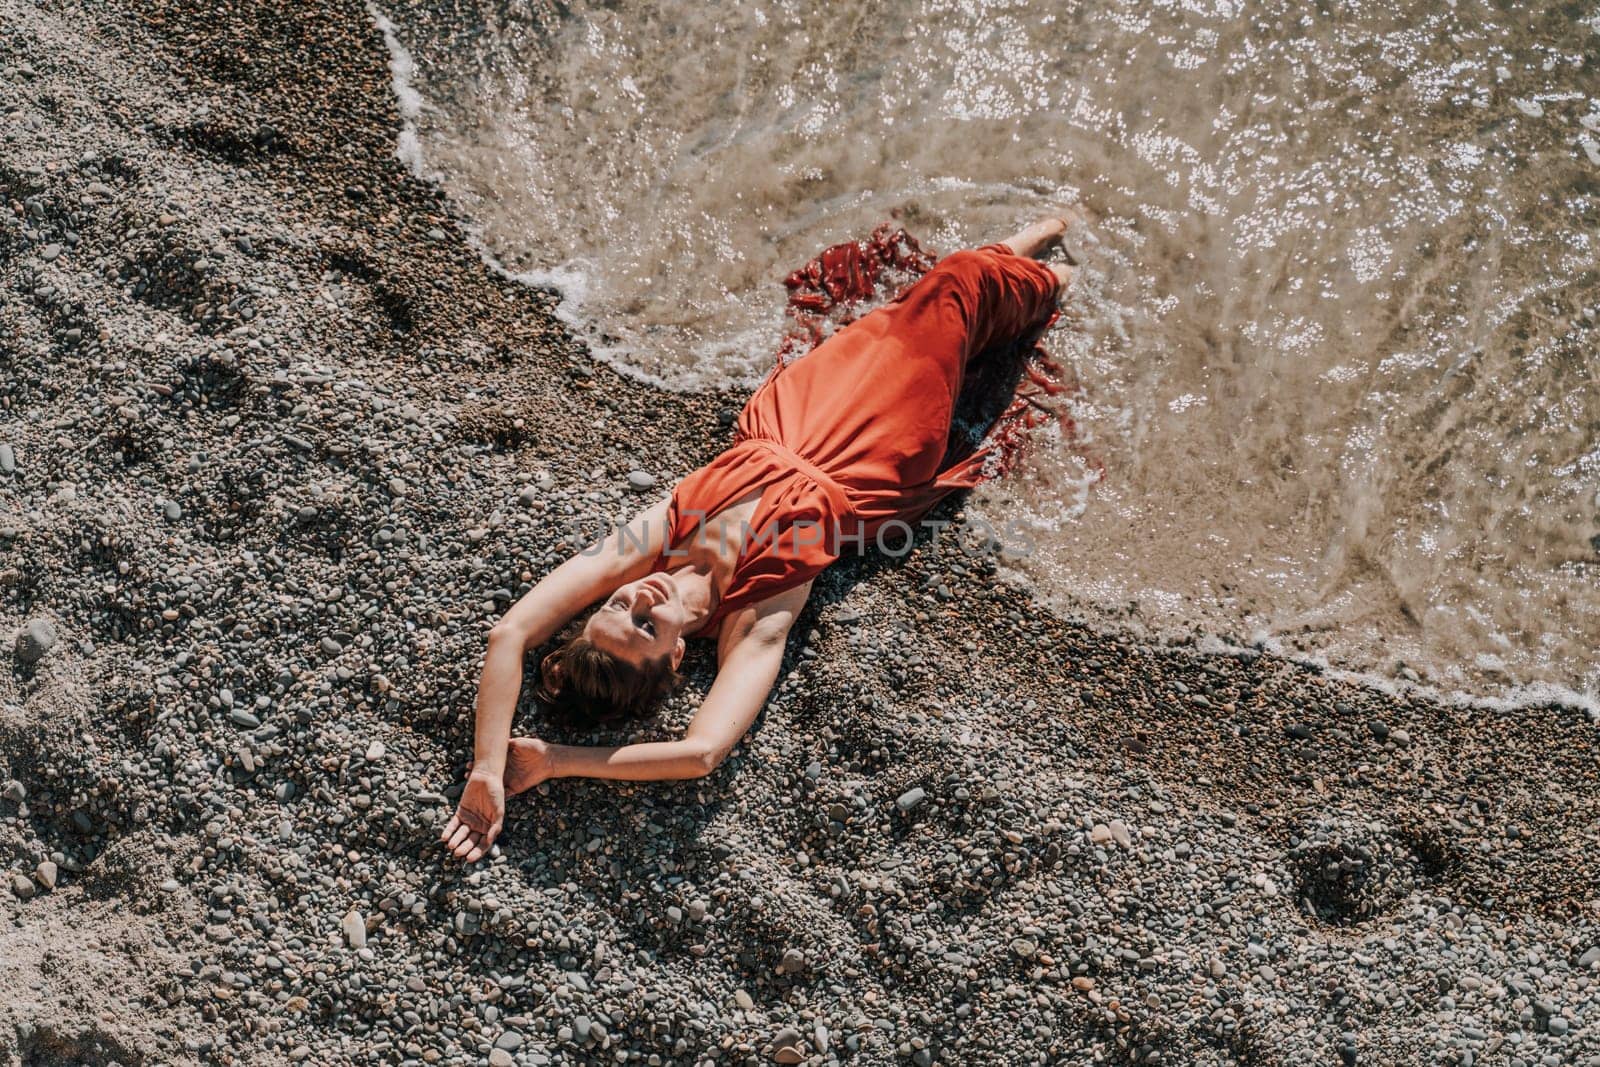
[625,470,656,490]
[14,618,58,664]
[895,787,927,812]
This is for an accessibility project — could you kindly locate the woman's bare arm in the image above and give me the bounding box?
[441,495,673,862]
[508,580,811,785]
[473,494,673,772]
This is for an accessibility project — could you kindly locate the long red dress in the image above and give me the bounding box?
[652,242,1060,635]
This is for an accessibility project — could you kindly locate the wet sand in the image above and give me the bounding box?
[0,2,1597,1065]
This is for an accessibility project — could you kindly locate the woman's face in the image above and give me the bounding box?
[583,573,687,669]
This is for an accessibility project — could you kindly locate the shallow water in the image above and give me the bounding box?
[376,0,1600,707]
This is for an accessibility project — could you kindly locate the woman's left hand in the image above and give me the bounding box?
[505,736,557,796]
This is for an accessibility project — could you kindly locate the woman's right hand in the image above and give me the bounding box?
[441,767,505,863]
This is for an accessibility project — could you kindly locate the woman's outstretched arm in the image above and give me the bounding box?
[441,495,673,862]
[501,580,812,790]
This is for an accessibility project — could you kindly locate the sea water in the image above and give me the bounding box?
[371,0,1600,711]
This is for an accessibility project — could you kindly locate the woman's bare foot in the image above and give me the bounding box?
[1002,213,1076,258]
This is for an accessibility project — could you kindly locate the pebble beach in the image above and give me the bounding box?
[2,2,1598,1065]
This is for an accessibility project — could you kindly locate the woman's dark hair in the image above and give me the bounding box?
[534,622,682,727]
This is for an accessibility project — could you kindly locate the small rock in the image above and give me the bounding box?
[493,1032,522,1051]
[488,1051,513,1067]
[342,909,367,949]
[1579,946,1600,969]
[1108,819,1132,848]
[777,947,806,974]
[1,781,24,803]
[1011,937,1038,959]
[1548,1017,1570,1037]
[733,989,755,1010]
[0,444,13,473]
[14,618,58,664]
[41,243,61,261]
[895,787,926,812]
[771,1023,806,1049]
[625,470,656,491]
[365,740,386,762]
[34,861,56,890]
[10,874,35,900]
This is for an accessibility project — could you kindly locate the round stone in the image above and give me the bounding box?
[14,618,58,664]
[895,787,927,812]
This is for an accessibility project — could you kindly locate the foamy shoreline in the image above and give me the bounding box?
[366,0,1600,717]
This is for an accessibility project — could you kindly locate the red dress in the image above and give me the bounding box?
[653,243,1059,635]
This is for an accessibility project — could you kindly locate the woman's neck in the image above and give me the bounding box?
[664,565,719,633]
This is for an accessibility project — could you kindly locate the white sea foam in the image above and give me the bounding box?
[365,4,430,181]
